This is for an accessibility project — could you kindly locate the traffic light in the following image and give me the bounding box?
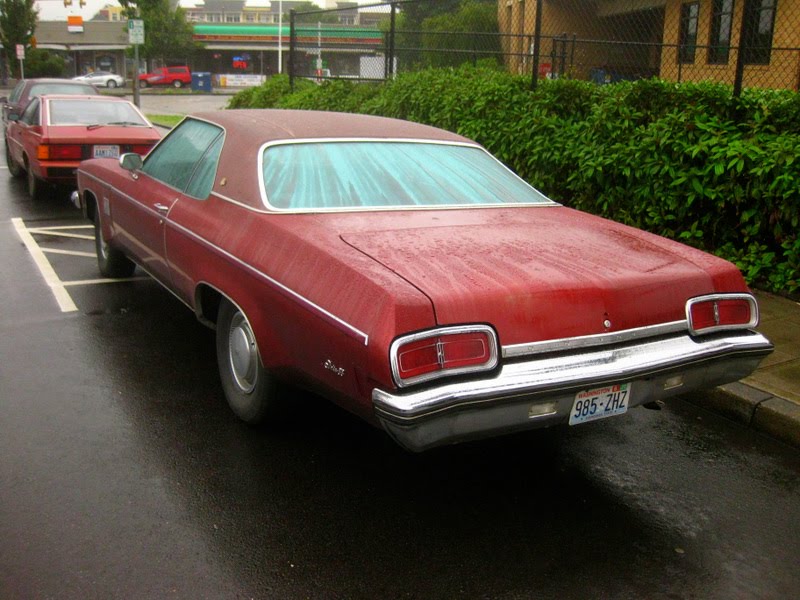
[79,0,85,5]
[30,36,36,48]
[63,0,72,6]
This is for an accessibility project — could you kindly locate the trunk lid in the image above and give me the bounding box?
[340,207,740,345]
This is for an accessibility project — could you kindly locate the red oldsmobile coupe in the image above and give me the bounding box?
[6,95,161,200]
[73,110,773,451]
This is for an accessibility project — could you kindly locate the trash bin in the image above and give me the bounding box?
[191,72,212,92]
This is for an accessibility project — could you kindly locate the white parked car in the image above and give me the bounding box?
[72,71,126,89]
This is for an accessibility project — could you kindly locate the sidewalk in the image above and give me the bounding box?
[692,290,800,448]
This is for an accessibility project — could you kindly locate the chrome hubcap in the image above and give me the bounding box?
[228,312,257,393]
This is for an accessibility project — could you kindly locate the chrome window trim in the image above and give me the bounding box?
[256,137,559,214]
[391,324,499,388]
[43,96,152,128]
[503,320,689,358]
[211,191,260,211]
[140,115,223,200]
[686,293,759,335]
[78,172,369,346]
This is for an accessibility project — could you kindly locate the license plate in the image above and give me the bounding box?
[93,145,120,158]
[569,383,631,425]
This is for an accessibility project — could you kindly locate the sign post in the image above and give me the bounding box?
[128,19,145,107]
[16,44,25,80]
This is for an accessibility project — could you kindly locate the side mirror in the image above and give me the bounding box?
[7,113,19,122]
[119,153,143,172]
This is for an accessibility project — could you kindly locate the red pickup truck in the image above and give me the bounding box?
[138,66,192,88]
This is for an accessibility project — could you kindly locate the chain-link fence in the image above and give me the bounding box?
[288,0,800,94]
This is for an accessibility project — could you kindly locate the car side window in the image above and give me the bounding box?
[9,82,24,103]
[184,134,224,199]
[20,98,40,125]
[141,119,223,193]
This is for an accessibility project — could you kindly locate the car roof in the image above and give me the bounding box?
[25,78,96,86]
[192,110,476,210]
[192,109,472,145]
[41,94,129,102]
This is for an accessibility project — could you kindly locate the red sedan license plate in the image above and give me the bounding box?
[569,383,631,425]
[93,145,120,158]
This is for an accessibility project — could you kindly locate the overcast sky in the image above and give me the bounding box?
[35,0,378,22]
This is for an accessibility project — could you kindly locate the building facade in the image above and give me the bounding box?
[498,0,800,90]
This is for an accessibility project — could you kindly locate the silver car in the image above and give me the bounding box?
[72,71,126,89]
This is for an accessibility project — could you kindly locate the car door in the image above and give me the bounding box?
[2,80,25,127]
[110,119,223,289]
[7,97,41,170]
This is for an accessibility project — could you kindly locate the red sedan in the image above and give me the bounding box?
[6,95,161,200]
[73,110,773,451]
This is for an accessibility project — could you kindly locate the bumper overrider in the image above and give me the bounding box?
[372,328,773,452]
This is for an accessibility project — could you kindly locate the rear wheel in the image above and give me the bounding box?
[139,80,148,88]
[5,141,22,178]
[26,159,47,201]
[216,299,283,424]
[173,80,183,88]
[94,209,135,278]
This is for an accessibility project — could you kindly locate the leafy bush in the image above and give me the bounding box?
[25,49,66,78]
[227,74,315,109]
[226,67,799,295]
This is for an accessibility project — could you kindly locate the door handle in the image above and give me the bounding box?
[154,203,170,215]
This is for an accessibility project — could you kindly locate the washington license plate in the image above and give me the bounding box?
[569,383,631,425]
[93,145,120,158]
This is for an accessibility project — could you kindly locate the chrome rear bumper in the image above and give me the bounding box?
[372,330,773,452]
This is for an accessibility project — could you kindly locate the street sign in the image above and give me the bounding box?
[16,44,25,60]
[128,19,145,45]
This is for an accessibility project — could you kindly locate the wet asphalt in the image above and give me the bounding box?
[1,127,799,599]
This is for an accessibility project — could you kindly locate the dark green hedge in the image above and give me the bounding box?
[228,68,800,294]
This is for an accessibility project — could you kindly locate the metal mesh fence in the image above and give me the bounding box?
[289,0,800,94]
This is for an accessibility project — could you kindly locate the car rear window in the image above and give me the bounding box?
[260,141,553,211]
[29,83,98,97]
[48,99,148,126]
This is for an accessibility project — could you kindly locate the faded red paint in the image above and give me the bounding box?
[76,110,751,424]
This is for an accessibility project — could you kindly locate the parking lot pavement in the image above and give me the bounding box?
[8,210,800,451]
[10,217,149,314]
[688,291,800,448]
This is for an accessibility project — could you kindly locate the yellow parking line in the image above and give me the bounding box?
[63,277,149,286]
[11,217,78,313]
[27,230,94,241]
[41,248,96,258]
[28,225,94,231]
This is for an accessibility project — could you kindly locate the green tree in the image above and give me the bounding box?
[0,0,37,78]
[118,0,198,64]
[291,1,340,24]
[26,48,66,77]
[401,0,462,29]
[421,0,500,68]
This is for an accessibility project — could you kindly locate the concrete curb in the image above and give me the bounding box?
[688,383,800,448]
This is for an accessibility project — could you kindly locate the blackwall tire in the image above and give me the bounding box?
[5,141,22,178]
[94,211,135,278]
[26,160,47,201]
[216,299,283,424]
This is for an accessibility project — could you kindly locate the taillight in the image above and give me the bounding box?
[129,144,153,156]
[38,144,83,160]
[686,294,758,335]
[391,325,498,387]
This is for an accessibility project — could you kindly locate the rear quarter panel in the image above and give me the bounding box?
[165,197,436,421]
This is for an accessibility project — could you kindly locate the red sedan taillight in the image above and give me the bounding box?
[391,325,498,387]
[686,294,759,335]
[38,144,83,160]
[129,144,154,156]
